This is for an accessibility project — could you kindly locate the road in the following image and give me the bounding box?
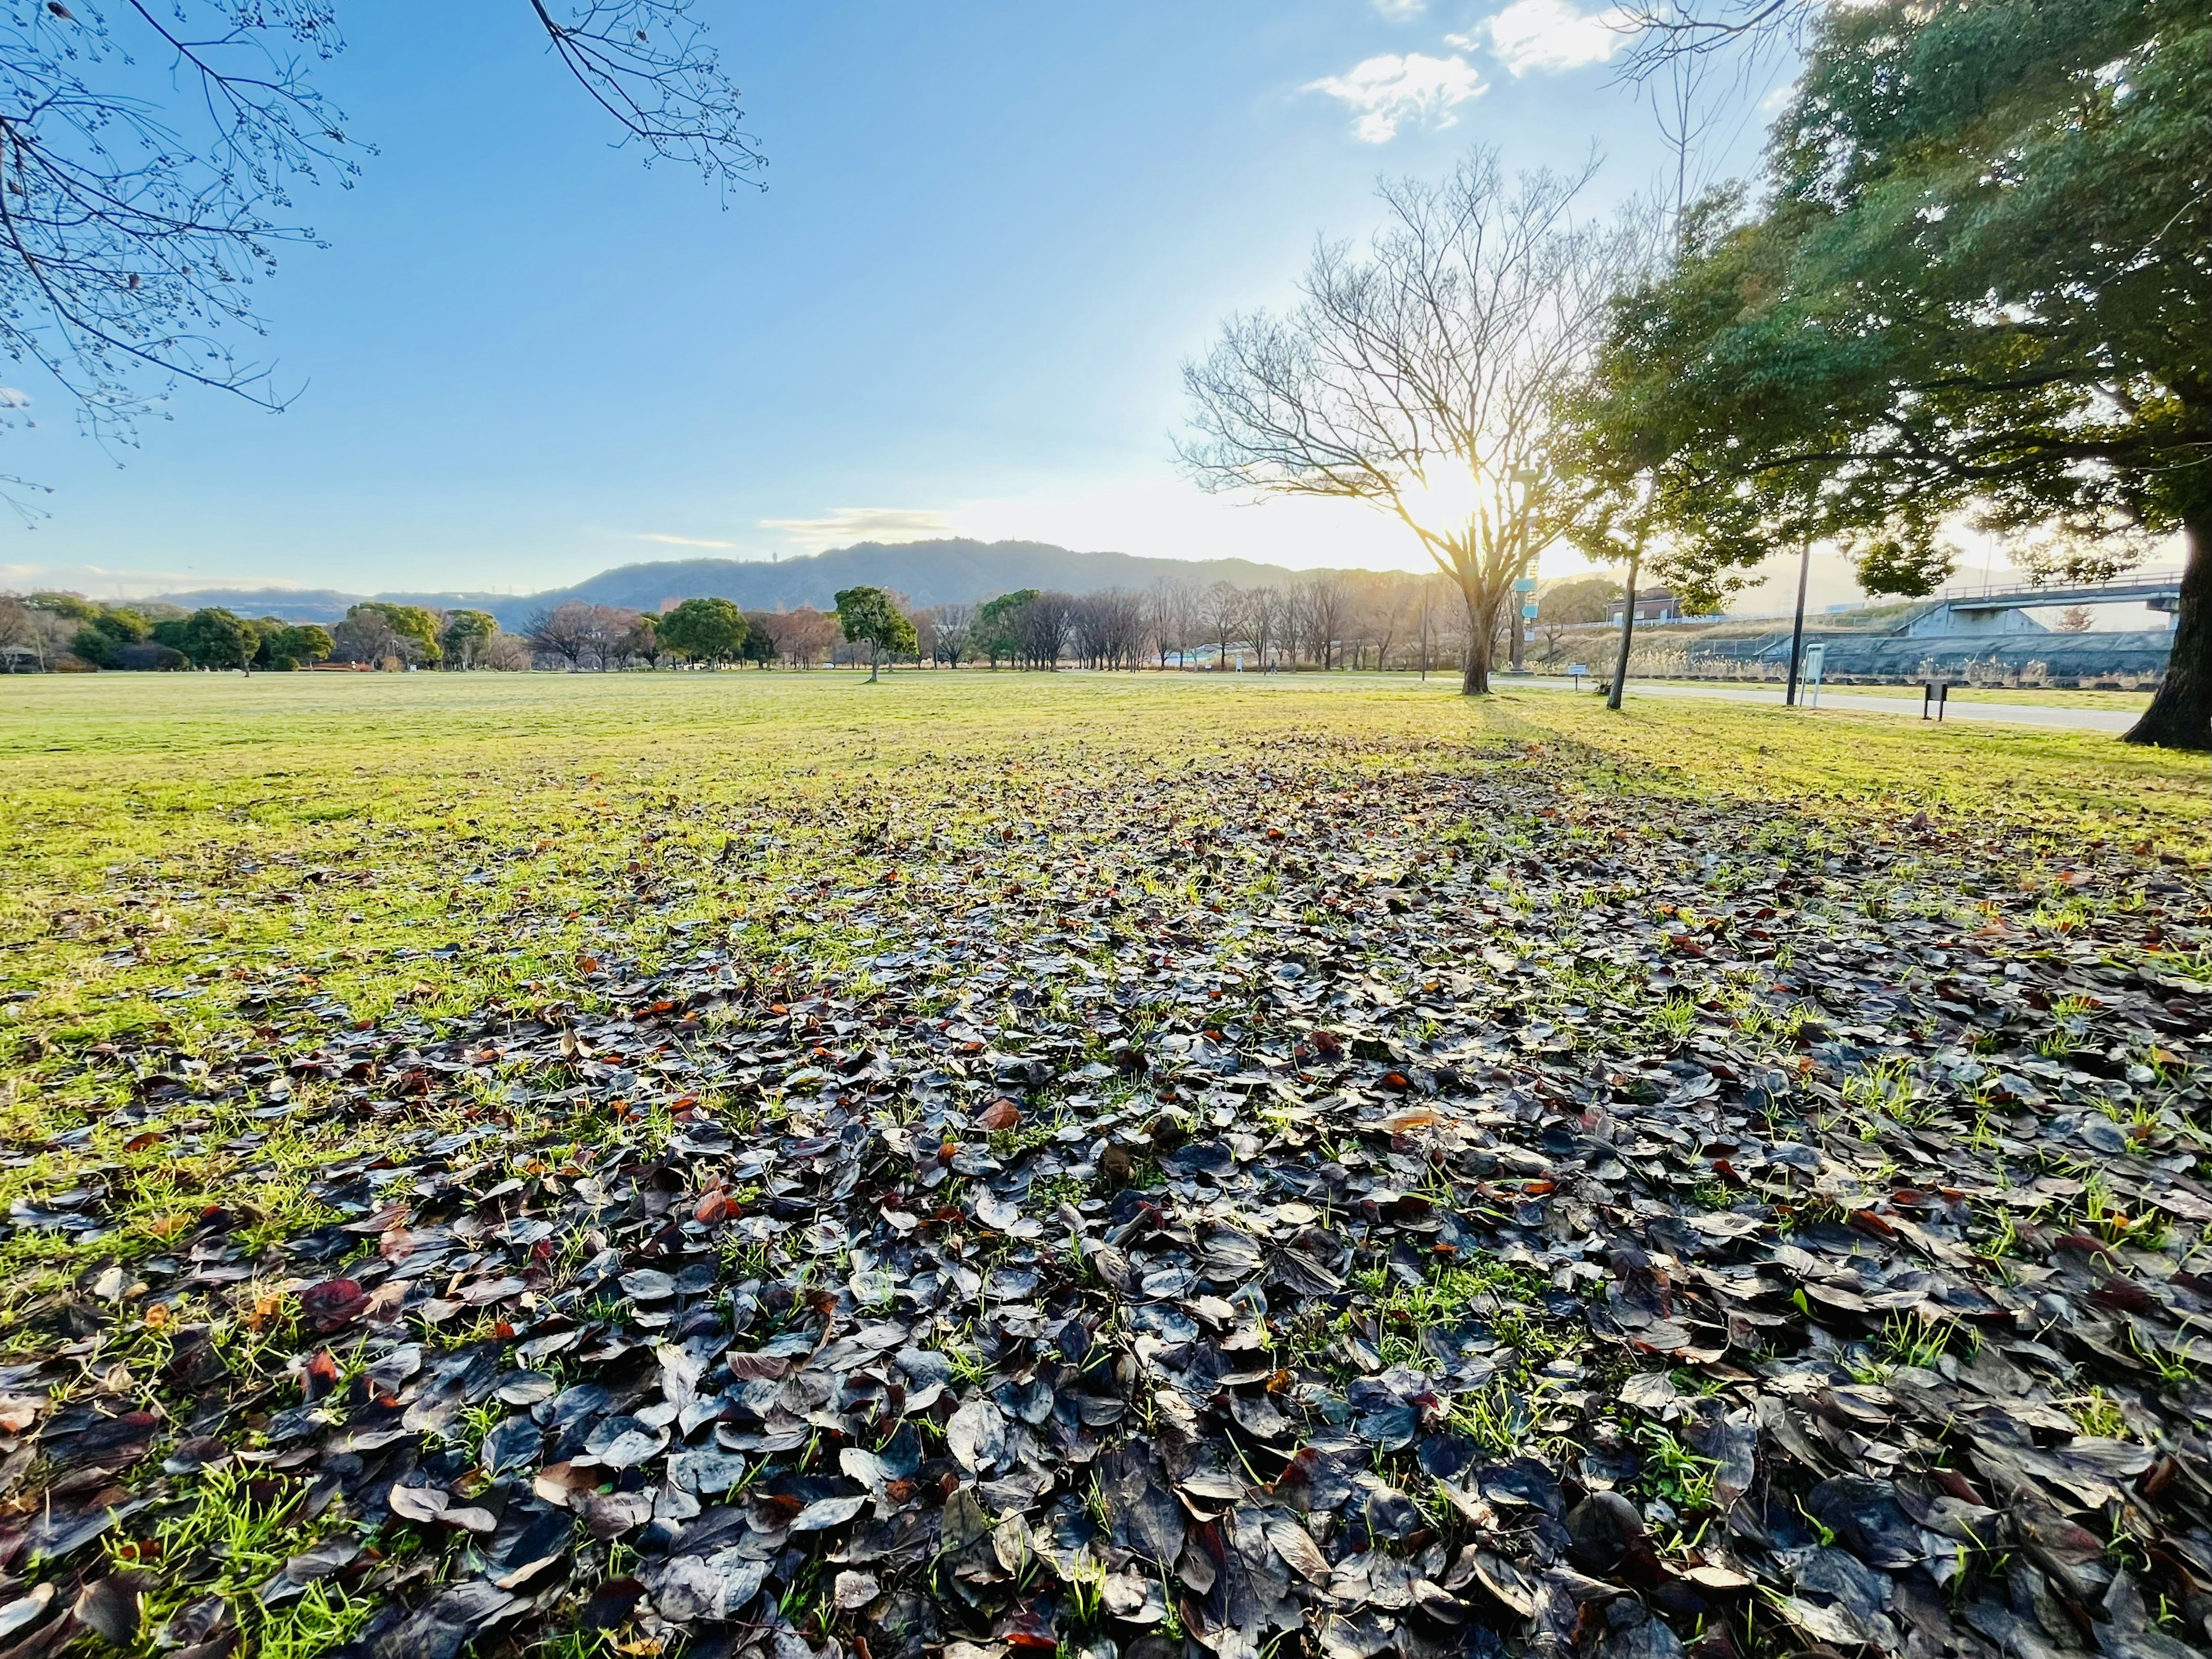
[1509,676,2140,732]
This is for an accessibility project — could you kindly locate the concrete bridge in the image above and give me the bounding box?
[1906,568,2183,637]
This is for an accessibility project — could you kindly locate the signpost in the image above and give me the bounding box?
[1801,642,1827,708]
[1922,680,1949,721]
[1568,662,1589,690]
[1509,576,1538,675]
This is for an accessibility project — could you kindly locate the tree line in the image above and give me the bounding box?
[2,571,1625,675]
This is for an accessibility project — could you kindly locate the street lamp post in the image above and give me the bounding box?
[1507,466,1544,676]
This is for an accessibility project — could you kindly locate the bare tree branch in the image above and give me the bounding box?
[0,1,762,519]
[1177,149,1650,695]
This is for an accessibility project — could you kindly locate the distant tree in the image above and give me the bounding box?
[354,603,442,666]
[1536,575,1622,660]
[658,597,749,665]
[525,601,597,671]
[271,623,334,666]
[1298,577,1353,671]
[833,586,918,683]
[180,608,256,670]
[332,608,403,666]
[1070,589,1147,669]
[757,607,840,668]
[1146,579,1196,668]
[925,602,978,667]
[2055,607,2095,634]
[1199,582,1248,669]
[440,609,499,669]
[67,604,150,668]
[1014,591,1077,669]
[975,590,1039,668]
[1245,585,1286,669]
[0,596,41,669]
[618,613,664,668]
[482,633,535,671]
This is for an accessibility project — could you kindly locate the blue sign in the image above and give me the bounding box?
[1521,603,1539,620]
[1512,577,1538,593]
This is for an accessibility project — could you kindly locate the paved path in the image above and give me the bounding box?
[1509,677,2140,732]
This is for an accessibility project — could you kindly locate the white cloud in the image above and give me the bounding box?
[0,561,276,599]
[635,531,737,548]
[1455,0,1633,75]
[757,506,959,549]
[1305,53,1486,143]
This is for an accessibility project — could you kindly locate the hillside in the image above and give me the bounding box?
[152,539,1347,628]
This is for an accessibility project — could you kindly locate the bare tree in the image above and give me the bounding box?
[1015,591,1076,669]
[1355,573,1419,671]
[1070,589,1147,669]
[0,3,764,513]
[1180,151,1645,695]
[1298,575,1354,671]
[0,594,44,669]
[525,601,596,671]
[1250,585,1291,670]
[1199,581,1247,669]
[1145,579,1195,669]
[763,607,839,668]
[926,602,978,666]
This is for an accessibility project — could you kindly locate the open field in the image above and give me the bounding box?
[0,672,2207,1659]
[1608,678,2158,710]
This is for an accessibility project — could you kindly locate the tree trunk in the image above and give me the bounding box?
[1459,581,1495,695]
[2124,515,2210,750]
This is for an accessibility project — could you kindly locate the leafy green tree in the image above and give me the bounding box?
[657,597,749,666]
[69,605,150,668]
[737,618,776,666]
[1573,0,2212,747]
[180,608,255,669]
[975,589,1039,668]
[833,586,918,683]
[440,610,498,669]
[272,624,334,665]
[351,603,444,666]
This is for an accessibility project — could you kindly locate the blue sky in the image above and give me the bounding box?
[7,0,1790,600]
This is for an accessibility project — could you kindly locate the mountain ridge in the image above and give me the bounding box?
[149,539,1368,629]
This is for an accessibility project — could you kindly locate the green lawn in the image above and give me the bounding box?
[0,667,2205,1658]
[6,666,2201,1174]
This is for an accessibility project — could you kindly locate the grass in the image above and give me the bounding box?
[1597,676,2157,709]
[0,669,2203,1340]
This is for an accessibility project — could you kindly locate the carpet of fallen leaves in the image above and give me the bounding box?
[3,730,2211,1659]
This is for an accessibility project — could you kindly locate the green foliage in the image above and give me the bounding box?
[439,609,499,669]
[975,589,1040,666]
[180,608,256,670]
[350,603,444,666]
[66,603,151,666]
[658,596,749,665]
[1570,0,2212,727]
[271,623,335,666]
[832,586,919,679]
[1537,575,1620,626]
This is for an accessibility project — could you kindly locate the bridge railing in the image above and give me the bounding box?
[1937,567,2185,602]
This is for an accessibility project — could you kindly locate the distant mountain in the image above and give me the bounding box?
[151,539,1347,628]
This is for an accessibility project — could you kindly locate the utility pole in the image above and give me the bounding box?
[1784,538,1812,706]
